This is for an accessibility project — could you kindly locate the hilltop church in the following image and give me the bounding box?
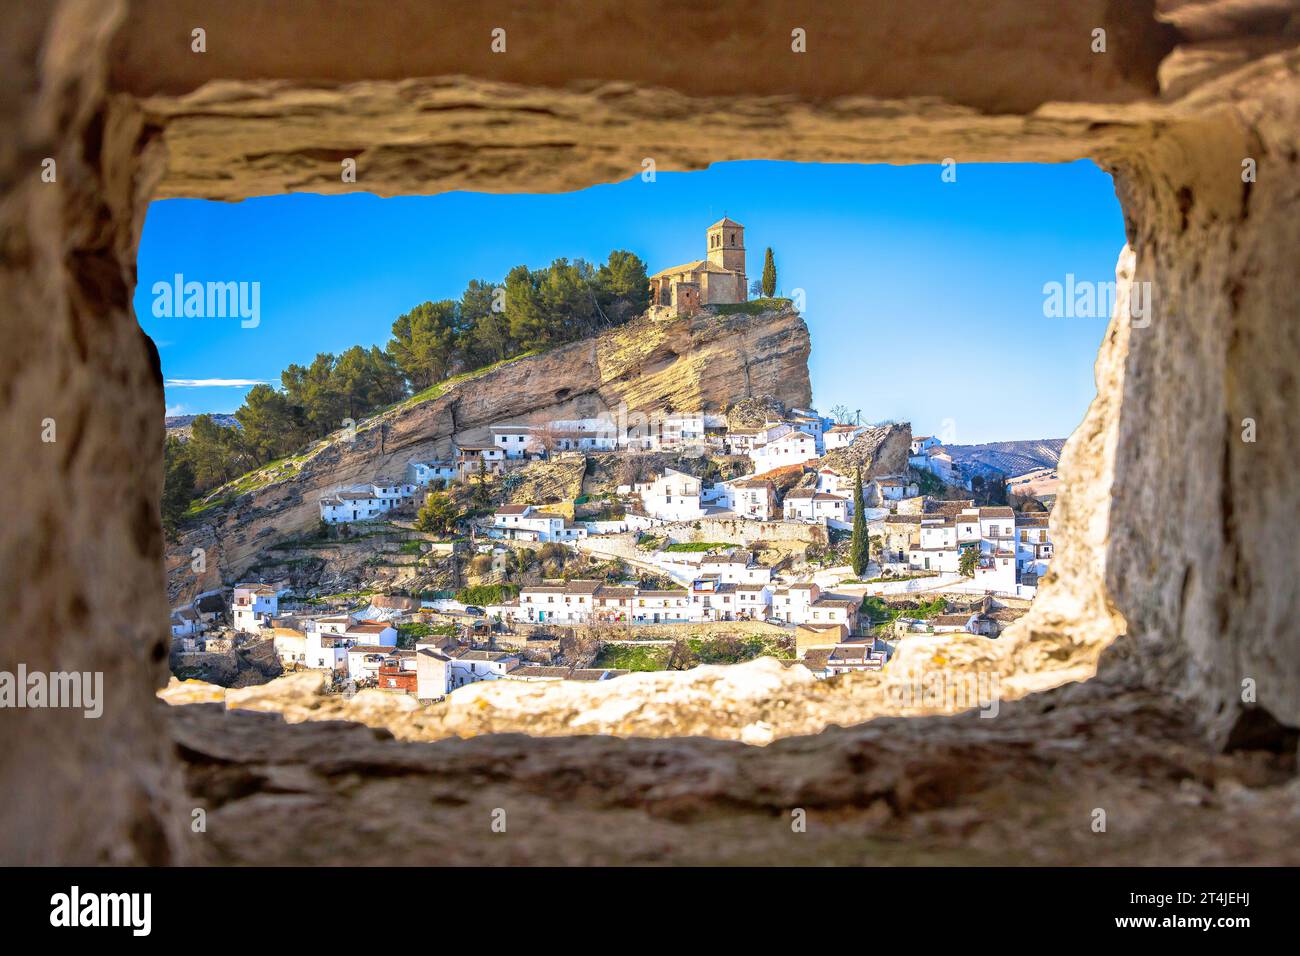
[649,218,748,317]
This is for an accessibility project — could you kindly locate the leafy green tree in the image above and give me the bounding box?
[504,264,547,349]
[282,353,345,436]
[415,491,460,535]
[235,384,301,464]
[595,250,650,323]
[186,414,250,490]
[388,300,459,391]
[473,457,491,507]
[959,545,979,577]
[538,257,596,343]
[334,345,404,419]
[761,247,777,297]
[850,466,870,576]
[161,436,196,537]
[461,279,512,365]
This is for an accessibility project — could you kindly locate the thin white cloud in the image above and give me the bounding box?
[165,378,266,388]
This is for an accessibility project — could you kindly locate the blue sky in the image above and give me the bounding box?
[136,159,1124,445]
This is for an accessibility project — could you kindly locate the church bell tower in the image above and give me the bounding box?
[706,218,745,274]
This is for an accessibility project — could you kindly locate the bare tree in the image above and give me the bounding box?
[535,422,561,457]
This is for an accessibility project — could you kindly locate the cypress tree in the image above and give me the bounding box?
[851,465,869,576]
[761,247,777,298]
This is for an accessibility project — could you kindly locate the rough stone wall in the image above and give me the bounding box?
[158,670,1300,865]
[0,0,186,863]
[1101,71,1300,741]
[1,0,1297,865]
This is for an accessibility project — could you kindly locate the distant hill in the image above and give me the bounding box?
[165,414,240,439]
[943,438,1066,478]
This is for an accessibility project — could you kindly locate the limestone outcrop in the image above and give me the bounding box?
[166,306,811,601]
[818,423,913,478]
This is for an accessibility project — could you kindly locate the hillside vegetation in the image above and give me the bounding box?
[162,250,650,534]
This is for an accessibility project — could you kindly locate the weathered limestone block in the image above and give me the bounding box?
[0,0,186,864]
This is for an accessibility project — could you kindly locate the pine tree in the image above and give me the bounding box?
[473,457,491,507]
[161,436,196,539]
[761,247,777,298]
[850,466,869,576]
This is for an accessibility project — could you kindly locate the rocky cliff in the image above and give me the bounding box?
[817,423,913,478]
[168,306,811,600]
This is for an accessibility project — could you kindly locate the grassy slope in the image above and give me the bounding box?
[185,351,545,519]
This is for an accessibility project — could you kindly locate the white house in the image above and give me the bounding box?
[725,421,790,456]
[455,444,506,478]
[658,411,707,450]
[689,577,740,621]
[516,581,598,624]
[294,618,395,675]
[973,506,1017,555]
[547,417,619,452]
[725,478,777,520]
[815,467,854,497]
[751,430,819,471]
[415,644,453,700]
[490,424,540,458]
[589,584,639,622]
[823,423,866,451]
[513,579,701,625]
[1014,513,1054,579]
[347,644,396,683]
[724,426,763,456]
[825,643,887,676]
[770,582,859,628]
[698,550,773,585]
[342,620,398,648]
[634,468,705,521]
[269,625,307,666]
[448,649,520,689]
[782,488,850,528]
[304,631,349,671]
[406,459,457,486]
[734,583,772,620]
[372,480,417,506]
[911,435,942,456]
[169,607,200,640]
[492,504,587,543]
[900,506,1029,594]
[626,589,694,624]
[787,410,829,452]
[872,476,919,502]
[308,614,353,636]
[231,584,280,632]
[973,550,1018,593]
[909,517,961,573]
[320,482,416,524]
